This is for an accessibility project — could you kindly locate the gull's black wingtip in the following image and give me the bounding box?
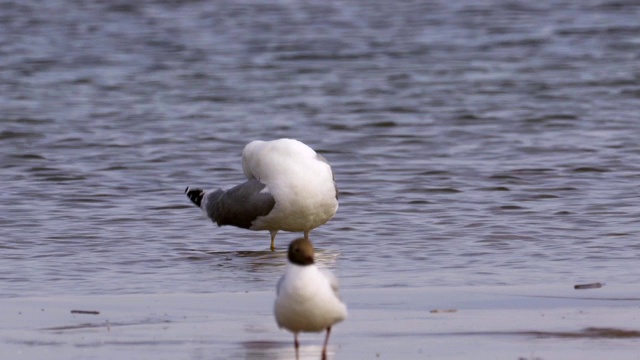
[185,187,205,207]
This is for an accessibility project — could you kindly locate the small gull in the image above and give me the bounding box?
[274,238,347,358]
[185,138,339,251]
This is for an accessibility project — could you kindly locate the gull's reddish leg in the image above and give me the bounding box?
[322,326,332,357]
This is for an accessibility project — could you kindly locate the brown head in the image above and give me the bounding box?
[287,238,315,266]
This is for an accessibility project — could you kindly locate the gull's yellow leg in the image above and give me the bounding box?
[270,230,278,251]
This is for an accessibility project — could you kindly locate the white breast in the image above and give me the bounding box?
[274,264,347,333]
[242,139,338,232]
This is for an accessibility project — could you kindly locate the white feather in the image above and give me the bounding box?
[274,263,347,333]
[242,138,338,232]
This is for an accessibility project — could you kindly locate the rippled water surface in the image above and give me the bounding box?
[1,0,640,297]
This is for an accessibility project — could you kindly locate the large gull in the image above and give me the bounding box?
[185,138,339,251]
[274,237,347,358]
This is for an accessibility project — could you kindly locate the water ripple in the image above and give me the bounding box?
[1,0,639,297]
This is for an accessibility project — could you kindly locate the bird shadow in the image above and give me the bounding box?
[172,248,286,274]
[241,340,329,360]
[177,247,341,267]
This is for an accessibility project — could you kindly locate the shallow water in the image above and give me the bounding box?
[1,0,640,297]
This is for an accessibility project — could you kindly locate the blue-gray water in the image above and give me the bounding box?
[1,0,639,298]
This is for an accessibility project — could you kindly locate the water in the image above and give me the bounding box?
[1,0,639,298]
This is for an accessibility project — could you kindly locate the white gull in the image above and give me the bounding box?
[274,238,347,358]
[185,138,339,251]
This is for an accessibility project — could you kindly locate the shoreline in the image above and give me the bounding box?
[2,284,639,359]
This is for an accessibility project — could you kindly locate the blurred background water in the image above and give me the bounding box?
[1,0,639,297]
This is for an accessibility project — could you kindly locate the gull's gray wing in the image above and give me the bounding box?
[276,274,284,295]
[321,268,340,295]
[316,153,339,200]
[203,179,275,229]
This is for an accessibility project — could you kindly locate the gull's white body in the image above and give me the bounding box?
[186,138,339,250]
[242,139,338,233]
[274,263,347,333]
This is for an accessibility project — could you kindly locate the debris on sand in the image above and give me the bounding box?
[70,310,100,315]
[430,309,457,313]
[574,283,604,290]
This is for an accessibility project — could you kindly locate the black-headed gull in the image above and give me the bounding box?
[185,138,339,251]
[274,238,347,358]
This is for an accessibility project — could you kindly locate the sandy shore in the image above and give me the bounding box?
[1,284,639,360]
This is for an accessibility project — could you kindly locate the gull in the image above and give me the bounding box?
[185,138,339,251]
[274,238,347,358]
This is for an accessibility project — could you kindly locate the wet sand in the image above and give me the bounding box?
[2,284,639,360]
